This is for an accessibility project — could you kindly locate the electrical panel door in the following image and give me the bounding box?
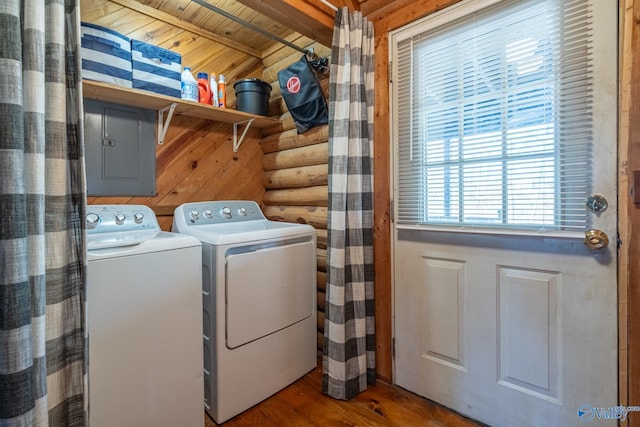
[84,99,156,196]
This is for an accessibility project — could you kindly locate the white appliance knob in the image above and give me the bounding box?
[190,210,200,220]
[86,213,100,229]
[238,207,247,216]
[203,209,213,219]
[134,212,144,224]
[115,214,126,225]
[221,207,232,218]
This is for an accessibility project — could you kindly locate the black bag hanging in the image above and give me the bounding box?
[278,55,328,134]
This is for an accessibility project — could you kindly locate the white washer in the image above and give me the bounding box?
[86,204,203,427]
[172,200,317,424]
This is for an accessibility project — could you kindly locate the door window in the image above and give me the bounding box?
[394,0,594,232]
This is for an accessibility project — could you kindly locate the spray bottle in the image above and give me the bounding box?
[218,74,227,108]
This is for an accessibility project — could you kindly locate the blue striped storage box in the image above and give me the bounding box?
[131,40,182,98]
[81,22,132,88]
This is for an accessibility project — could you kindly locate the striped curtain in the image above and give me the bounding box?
[0,1,87,426]
[322,7,375,400]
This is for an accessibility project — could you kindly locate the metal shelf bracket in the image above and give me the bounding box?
[158,102,177,145]
[233,118,255,152]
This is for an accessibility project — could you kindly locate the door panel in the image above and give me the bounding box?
[422,257,465,368]
[395,231,617,426]
[498,266,560,399]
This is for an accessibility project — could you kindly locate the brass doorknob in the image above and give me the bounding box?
[584,229,609,249]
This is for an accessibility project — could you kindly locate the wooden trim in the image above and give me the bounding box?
[627,0,640,424]
[619,1,634,422]
[372,29,393,383]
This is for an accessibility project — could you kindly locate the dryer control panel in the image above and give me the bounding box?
[177,201,266,225]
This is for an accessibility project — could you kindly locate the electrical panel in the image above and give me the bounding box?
[84,99,156,196]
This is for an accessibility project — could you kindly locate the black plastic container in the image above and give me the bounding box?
[234,78,272,116]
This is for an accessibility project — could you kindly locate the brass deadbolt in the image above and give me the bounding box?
[585,195,608,213]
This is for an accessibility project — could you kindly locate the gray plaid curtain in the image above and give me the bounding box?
[322,7,375,400]
[0,1,87,425]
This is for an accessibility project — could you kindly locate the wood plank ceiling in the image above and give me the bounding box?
[130,0,297,54]
[122,0,384,56]
[117,1,301,55]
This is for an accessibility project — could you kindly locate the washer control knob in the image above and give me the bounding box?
[86,213,100,229]
[203,209,213,219]
[134,212,144,224]
[237,207,247,216]
[189,210,200,220]
[115,214,126,225]
[221,207,232,218]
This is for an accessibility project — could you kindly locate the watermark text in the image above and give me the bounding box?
[578,404,640,422]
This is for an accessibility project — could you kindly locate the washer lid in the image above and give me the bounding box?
[87,231,201,258]
[86,204,201,253]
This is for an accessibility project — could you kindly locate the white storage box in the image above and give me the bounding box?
[131,40,182,98]
[81,22,132,88]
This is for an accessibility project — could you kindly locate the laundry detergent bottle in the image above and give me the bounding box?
[181,67,198,102]
[197,72,212,105]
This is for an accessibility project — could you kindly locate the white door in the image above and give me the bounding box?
[391,1,618,426]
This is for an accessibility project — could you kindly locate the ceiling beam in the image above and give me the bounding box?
[236,0,336,48]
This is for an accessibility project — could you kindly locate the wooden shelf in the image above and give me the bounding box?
[82,80,278,128]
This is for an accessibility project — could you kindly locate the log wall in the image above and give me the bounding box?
[260,43,331,352]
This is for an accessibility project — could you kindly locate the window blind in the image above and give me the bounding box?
[394,0,593,232]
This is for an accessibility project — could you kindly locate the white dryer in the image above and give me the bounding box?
[172,200,317,424]
[86,205,204,427]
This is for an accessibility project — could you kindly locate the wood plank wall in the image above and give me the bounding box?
[259,42,331,352]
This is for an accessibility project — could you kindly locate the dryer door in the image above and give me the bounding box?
[225,240,315,349]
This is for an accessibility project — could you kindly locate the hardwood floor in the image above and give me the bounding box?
[203,362,484,426]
